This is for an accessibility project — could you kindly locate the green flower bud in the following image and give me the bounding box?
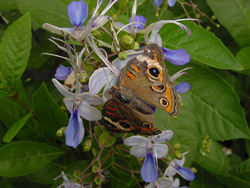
[92,162,99,173]
[83,138,92,152]
[133,42,139,50]
[94,177,102,185]
[56,127,66,137]
[73,170,81,178]
[216,24,220,28]
[191,167,197,173]
[120,34,135,49]
[211,15,216,20]
[206,26,211,31]
[173,142,181,150]
[174,150,183,160]
[118,52,127,60]
[78,71,89,85]
[195,13,201,19]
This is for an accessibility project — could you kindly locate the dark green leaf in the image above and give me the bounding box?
[232,158,250,183]
[160,22,242,70]
[0,0,17,10]
[32,83,69,141]
[196,140,229,176]
[0,13,31,88]
[190,164,224,188]
[16,0,71,28]
[207,0,250,46]
[0,141,66,177]
[99,132,116,148]
[26,163,65,185]
[3,112,32,143]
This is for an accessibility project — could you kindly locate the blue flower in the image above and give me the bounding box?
[161,47,190,66]
[176,166,195,181]
[141,151,158,183]
[164,153,195,182]
[68,0,88,28]
[153,0,162,7]
[54,65,71,81]
[167,0,176,7]
[129,15,146,30]
[65,106,84,148]
[175,82,190,93]
[153,0,176,7]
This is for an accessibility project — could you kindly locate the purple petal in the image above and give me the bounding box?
[129,15,146,30]
[175,82,191,93]
[161,47,190,66]
[141,152,158,183]
[153,0,162,7]
[54,65,71,81]
[68,0,88,27]
[176,166,195,181]
[65,107,84,148]
[167,0,177,7]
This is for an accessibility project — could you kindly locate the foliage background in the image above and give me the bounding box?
[0,0,250,187]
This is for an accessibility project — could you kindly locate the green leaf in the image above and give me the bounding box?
[196,140,230,176]
[0,0,17,10]
[0,141,66,177]
[166,64,249,141]
[236,46,250,74]
[26,163,65,185]
[160,21,242,70]
[3,112,32,143]
[110,158,133,187]
[190,164,224,188]
[99,132,116,148]
[207,0,250,46]
[0,13,31,88]
[32,83,69,141]
[16,0,71,28]
[231,158,250,184]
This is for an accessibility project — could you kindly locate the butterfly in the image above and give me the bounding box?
[102,44,178,135]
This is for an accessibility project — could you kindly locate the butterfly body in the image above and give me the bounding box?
[102,44,178,135]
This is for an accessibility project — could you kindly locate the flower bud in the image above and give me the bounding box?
[173,142,181,150]
[191,167,197,173]
[78,71,89,84]
[118,52,127,60]
[56,127,66,137]
[94,177,102,185]
[211,15,216,20]
[133,42,139,50]
[174,150,183,160]
[120,34,135,49]
[195,13,201,19]
[83,138,92,152]
[92,163,99,174]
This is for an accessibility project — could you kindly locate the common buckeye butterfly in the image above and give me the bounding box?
[102,44,178,135]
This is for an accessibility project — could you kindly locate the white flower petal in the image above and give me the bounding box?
[163,165,177,177]
[174,155,186,167]
[154,144,168,158]
[154,130,174,144]
[124,135,148,146]
[43,23,72,36]
[64,98,74,113]
[102,76,117,102]
[52,78,75,98]
[78,102,101,121]
[130,146,147,158]
[78,92,104,105]
[172,177,180,187]
[89,67,112,95]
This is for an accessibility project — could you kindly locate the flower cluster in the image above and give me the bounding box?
[43,0,196,186]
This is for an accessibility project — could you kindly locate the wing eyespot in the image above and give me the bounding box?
[160,97,169,107]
